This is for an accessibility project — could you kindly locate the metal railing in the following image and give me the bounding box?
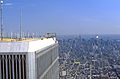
[0,33,57,42]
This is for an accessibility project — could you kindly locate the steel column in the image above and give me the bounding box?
[15,55,18,79]
[19,55,21,79]
[0,56,1,79]
[5,55,8,79]
[2,56,4,79]
[22,55,24,79]
[9,55,11,79]
[12,55,15,79]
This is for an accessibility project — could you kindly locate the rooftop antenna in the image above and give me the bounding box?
[1,0,3,41]
[20,8,22,40]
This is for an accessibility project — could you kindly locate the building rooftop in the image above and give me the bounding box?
[0,33,58,52]
[0,33,57,42]
[0,37,53,42]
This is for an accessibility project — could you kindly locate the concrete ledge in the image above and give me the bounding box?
[0,38,56,53]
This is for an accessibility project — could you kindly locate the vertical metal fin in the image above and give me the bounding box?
[9,55,11,79]
[2,55,5,79]
[12,55,15,79]
[15,55,18,79]
[22,55,25,79]
[0,55,26,79]
[5,55,8,79]
[0,56,1,79]
[19,55,21,79]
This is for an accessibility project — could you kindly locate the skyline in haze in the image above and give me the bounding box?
[2,0,120,35]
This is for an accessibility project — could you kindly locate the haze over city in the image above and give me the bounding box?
[2,0,120,35]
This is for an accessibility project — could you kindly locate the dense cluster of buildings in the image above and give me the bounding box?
[59,35,120,79]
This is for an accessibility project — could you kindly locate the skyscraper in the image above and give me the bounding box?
[0,34,59,79]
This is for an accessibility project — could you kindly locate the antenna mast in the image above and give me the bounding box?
[1,0,3,41]
[20,8,22,39]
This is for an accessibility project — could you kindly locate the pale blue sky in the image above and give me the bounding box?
[2,0,120,34]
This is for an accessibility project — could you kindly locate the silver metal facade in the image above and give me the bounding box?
[36,44,59,79]
[0,53,26,79]
[0,43,59,79]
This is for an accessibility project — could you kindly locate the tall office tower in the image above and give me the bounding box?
[0,34,59,79]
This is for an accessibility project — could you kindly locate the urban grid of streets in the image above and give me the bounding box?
[58,35,120,79]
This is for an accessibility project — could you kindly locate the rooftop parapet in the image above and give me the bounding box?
[0,33,57,42]
[0,33,58,52]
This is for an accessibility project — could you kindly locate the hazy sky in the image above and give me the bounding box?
[2,0,120,35]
